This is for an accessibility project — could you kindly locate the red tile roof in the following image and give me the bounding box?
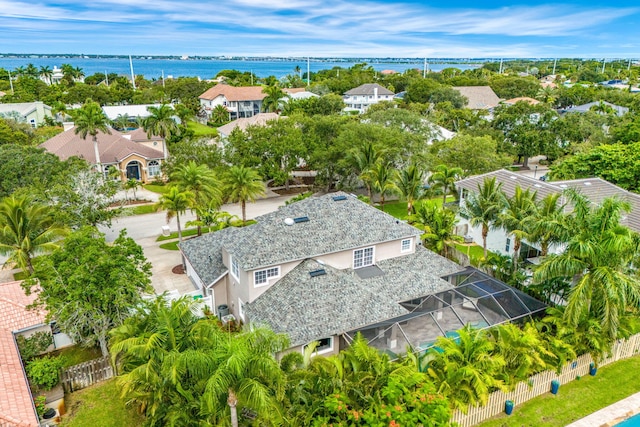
[0,281,46,427]
[199,84,267,102]
[40,127,164,165]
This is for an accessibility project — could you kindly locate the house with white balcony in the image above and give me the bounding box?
[199,84,267,120]
[180,192,545,356]
[343,83,395,114]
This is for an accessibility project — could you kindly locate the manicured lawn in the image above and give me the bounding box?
[378,196,456,220]
[156,227,200,241]
[454,243,486,263]
[52,346,102,368]
[143,184,170,194]
[478,355,640,427]
[120,204,157,216]
[159,241,180,250]
[59,379,144,427]
[187,121,218,137]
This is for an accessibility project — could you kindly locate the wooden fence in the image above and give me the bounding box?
[451,333,640,427]
[60,356,114,393]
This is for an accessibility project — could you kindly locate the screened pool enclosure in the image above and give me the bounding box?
[342,267,547,358]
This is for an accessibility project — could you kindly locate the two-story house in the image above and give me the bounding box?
[181,192,545,356]
[199,84,267,120]
[343,83,395,114]
[456,169,640,261]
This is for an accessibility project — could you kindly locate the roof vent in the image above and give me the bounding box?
[510,176,517,180]
[584,182,592,186]
[332,195,347,201]
[560,184,567,188]
[534,184,542,188]
[293,216,309,223]
[284,218,295,226]
[309,269,326,277]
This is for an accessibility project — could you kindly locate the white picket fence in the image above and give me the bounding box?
[451,333,640,427]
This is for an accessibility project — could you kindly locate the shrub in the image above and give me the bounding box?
[16,331,53,361]
[26,356,65,390]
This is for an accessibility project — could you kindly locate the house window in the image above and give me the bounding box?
[238,297,245,321]
[353,247,374,269]
[505,238,511,253]
[401,239,412,253]
[303,337,334,355]
[230,256,239,280]
[147,160,161,178]
[254,266,280,287]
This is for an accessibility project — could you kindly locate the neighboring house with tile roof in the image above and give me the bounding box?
[199,84,267,120]
[40,126,165,183]
[455,169,640,261]
[217,112,281,139]
[0,102,52,128]
[343,83,395,114]
[502,97,540,106]
[181,192,465,355]
[452,86,501,110]
[0,281,72,427]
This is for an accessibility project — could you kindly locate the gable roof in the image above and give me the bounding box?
[199,84,267,102]
[124,128,163,143]
[245,249,461,346]
[182,192,424,275]
[217,113,280,138]
[452,86,501,109]
[344,83,394,96]
[562,101,629,116]
[40,126,164,164]
[0,281,46,427]
[503,97,540,106]
[456,169,640,233]
[0,102,51,117]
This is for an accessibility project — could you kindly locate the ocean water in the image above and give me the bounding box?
[0,57,480,79]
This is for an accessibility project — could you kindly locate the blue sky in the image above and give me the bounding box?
[0,0,638,57]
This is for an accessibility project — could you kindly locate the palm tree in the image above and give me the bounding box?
[262,84,286,113]
[154,187,194,266]
[294,65,301,78]
[428,164,463,205]
[39,65,53,84]
[496,185,537,269]
[223,166,265,223]
[410,201,462,258]
[427,324,506,411]
[171,161,222,236]
[0,195,67,273]
[460,177,505,259]
[72,100,111,176]
[112,113,131,131]
[365,161,395,212]
[24,63,39,78]
[210,104,230,125]
[536,86,557,105]
[124,179,141,201]
[526,193,567,256]
[349,143,380,203]
[143,104,178,142]
[534,192,640,343]
[203,326,289,427]
[393,163,425,217]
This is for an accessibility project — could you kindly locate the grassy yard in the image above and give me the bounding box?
[51,346,102,368]
[379,196,456,221]
[60,379,144,427]
[479,355,640,427]
[156,227,200,241]
[454,243,486,263]
[187,121,218,137]
[120,204,157,216]
[143,183,170,194]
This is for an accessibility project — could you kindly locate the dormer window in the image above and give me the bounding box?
[401,239,412,253]
[254,266,280,287]
[353,247,374,269]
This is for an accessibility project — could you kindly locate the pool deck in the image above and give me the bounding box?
[566,391,640,427]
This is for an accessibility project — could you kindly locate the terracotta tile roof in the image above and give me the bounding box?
[0,281,46,427]
[503,97,540,105]
[125,128,163,143]
[282,88,306,94]
[217,113,280,137]
[39,126,164,165]
[199,84,267,102]
[452,86,501,109]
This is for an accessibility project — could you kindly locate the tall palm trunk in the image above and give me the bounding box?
[482,224,489,259]
[442,186,448,205]
[93,135,103,179]
[176,213,185,268]
[228,389,238,427]
[241,200,247,223]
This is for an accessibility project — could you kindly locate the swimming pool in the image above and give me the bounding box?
[616,413,640,426]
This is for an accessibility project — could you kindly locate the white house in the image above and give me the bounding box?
[199,84,267,120]
[343,83,395,114]
[0,102,52,127]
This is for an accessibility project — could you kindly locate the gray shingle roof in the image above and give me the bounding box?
[344,83,394,96]
[457,169,640,233]
[244,247,462,346]
[452,86,500,109]
[221,192,423,270]
[180,226,241,286]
